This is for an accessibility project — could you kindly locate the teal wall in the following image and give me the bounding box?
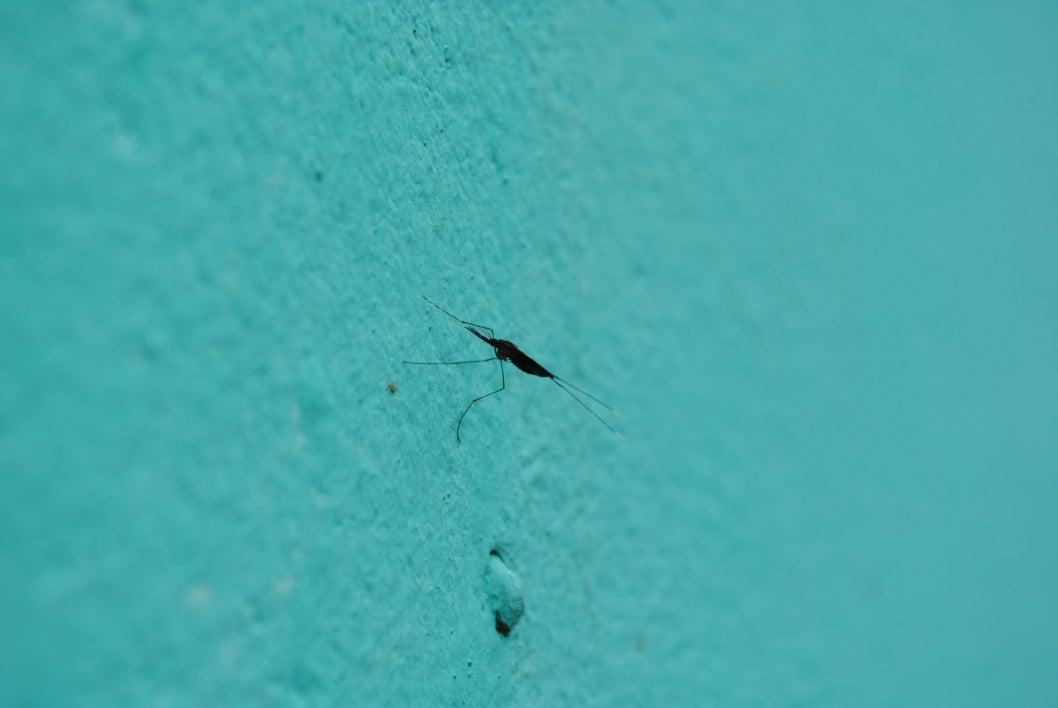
[3,2,1057,706]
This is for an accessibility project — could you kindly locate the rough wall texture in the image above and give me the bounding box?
[2,2,1057,706]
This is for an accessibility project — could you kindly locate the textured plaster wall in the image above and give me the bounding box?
[2,2,1057,706]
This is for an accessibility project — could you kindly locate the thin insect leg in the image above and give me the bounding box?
[420,295,496,339]
[456,359,505,444]
[553,375,623,417]
[552,379,626,441]
[403,358,498,366]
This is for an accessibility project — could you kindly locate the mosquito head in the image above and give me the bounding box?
[465,325,493,347]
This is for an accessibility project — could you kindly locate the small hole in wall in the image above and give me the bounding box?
[483,548,524,638]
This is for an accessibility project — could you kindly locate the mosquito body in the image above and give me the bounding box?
[404,295,623,444]
[467,330,553,378]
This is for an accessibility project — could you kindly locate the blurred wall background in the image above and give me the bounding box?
[2,2,1056,705]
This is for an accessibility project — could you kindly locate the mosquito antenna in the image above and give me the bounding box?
[553,375,623,418]
[403,358,498,366]
[420,295,495,338]
[552,379,626,441]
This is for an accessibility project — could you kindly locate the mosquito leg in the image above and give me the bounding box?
[456,359,505,444]
[552,379,625,441]
[403,358,498,366]
[552,375,622,417]
[420,295,495,339]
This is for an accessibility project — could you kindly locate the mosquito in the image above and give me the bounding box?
[404,295,624,443]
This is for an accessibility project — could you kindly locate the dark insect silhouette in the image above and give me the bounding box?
[404,295,624,443]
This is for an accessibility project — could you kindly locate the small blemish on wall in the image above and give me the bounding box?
[483,549,524,637]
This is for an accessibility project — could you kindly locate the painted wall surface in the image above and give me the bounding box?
[2,3,1057,706]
